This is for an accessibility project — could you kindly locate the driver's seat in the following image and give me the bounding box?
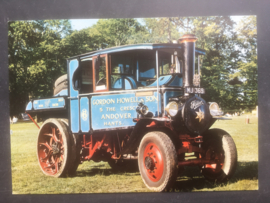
[112,76,137,90]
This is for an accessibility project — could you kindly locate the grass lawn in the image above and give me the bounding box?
[10,114,258,194]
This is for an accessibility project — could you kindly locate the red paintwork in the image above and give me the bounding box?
[143,142,164,182]
[37,126,64,175]
[205,164,217,169]
[27,113,40,129]
[182,141,190,148]
[65,125,223,174]
[146,121,156,127]
[81,134,107,161]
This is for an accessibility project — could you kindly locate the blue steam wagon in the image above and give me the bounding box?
[26,34,237,192]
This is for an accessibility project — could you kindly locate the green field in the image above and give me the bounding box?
[11,115,258,194]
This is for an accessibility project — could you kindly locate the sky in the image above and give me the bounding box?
[70,16,249,31]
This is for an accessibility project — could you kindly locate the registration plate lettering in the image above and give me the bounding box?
[185,87,205,94]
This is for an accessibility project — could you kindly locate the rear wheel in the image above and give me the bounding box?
[202,129,237,182]
[60,119,80,176]
[37,119,75,177]
[138,131,178,192]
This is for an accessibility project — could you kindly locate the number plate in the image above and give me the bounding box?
[185,87,205,94]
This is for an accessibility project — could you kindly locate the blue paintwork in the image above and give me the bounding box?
[168,75,183,86]
[77,44,205,60]
[69,59,80,133]
[148,75,172,87]
[32,98,65,110]
[140,68,155,79]
[26,101,32,111]
[80,97,90,132]
[112,77,137,90]
[126,77,137,89]
[54,89,68,96]
[163,91,183,114]
[91,92,161,130]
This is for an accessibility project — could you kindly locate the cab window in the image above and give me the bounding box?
[110,53,135,89]
[72,59,93,94]
[94,56,108,91]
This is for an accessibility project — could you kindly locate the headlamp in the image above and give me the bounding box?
[165,101,178,117]
[136,103,149,116]
[209,102,223,116]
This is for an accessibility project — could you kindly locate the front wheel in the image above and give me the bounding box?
[138,131,178,192]
[202,129,237,182]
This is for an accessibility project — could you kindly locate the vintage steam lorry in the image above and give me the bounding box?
[26,34,237,192]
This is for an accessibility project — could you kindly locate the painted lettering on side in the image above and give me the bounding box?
[91,93,160,130]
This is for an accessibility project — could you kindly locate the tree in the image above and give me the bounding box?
[62,29,99,57]
[234,16,257,108]
[190,16,243,109]
[88,18,147,49]
[141,16,244,110]
[9,17,257,116]
[8,20,72,116]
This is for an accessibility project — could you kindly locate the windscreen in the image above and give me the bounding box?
[137,50,182,81]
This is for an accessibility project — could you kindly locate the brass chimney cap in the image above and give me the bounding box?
[179,34,197,43]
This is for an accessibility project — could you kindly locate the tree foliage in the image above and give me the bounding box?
[88,19,147,48]
[8,17,257,115]
[8,20,72,115]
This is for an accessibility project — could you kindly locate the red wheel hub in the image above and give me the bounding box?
[143,143,164,182]
[38,126,64,175]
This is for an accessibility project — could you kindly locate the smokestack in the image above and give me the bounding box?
[179,34,197,88]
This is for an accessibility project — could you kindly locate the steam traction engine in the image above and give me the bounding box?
[26,34,237,192]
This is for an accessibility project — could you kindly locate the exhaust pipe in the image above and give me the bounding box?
[179,34,197,88]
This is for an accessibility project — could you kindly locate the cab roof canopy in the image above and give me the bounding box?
[68,43,206,60]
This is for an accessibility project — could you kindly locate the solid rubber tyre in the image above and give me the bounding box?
[202,128,237,182]
[54,74,68,87]
[54,82,68,95]
[60,119,80,176]
[138,131,178,192]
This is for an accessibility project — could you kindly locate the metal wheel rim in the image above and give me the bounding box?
[37,124,65,176]
[143,142,164,182]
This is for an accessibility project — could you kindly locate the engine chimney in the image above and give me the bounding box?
[179,34,197,88]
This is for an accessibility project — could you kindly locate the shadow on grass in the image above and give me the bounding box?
[76,162,140,177]
[170,161,258,192]
[75,161,257,191]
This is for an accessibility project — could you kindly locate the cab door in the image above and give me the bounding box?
[92,54,109,92]
[68,59,80,133]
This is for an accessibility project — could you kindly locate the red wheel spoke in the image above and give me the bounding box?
[39,142,52,151]
[51,155,55,163]
[40,151,53,162]
[52,127,60,143]
[55,156,59,172]
[43,133,53,137]
[50,137,53,146]
[44,163,55,169]
[59,133,63,144]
